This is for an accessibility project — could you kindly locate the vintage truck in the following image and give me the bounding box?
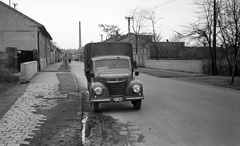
[84,42,144,112]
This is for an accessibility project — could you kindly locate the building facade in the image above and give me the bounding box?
[0,1,62,71]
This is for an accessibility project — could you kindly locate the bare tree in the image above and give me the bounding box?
[129,7,148,54]
[218,0,240,84]
[144,8,162,60]
[170,32,183,42]
[52,42,60,48]
[182,0,221,75]
[98,24,121,39]
[183,0,240,81]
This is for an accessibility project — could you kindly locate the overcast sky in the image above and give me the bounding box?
[2,0,198,49]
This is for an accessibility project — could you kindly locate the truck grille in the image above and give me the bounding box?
[106,80,126,96]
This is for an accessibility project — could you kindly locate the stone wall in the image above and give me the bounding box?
[0,47,18,72]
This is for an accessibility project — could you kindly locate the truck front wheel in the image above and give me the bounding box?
[132,100,141,110]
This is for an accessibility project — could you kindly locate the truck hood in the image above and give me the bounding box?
[95,69,131,79]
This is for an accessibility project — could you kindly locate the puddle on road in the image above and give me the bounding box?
[81,111,146,146]
[82,112,89,144]
[80,88,146,146]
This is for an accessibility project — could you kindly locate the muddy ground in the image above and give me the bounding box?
[28,71,83,146]
[27,85,142,146]
[28,92,82,146]
[81,92,145,146]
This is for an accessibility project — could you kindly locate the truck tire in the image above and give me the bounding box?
[92,103,99,112]
[133,100,141,110]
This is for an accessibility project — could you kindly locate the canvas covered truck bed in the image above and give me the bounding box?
[84,42,134,74]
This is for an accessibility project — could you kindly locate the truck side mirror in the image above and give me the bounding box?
[135,72,139,76]
[90,73,94,78]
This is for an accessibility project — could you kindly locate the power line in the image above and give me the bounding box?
[155,0,179,9]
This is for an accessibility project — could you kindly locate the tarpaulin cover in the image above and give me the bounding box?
[84,42,133,74]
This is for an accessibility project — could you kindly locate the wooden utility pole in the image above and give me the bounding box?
[100,34,103,42]
[79,21,82,50]
[231,47,240,84]
[212,0,218,75]
[125,16,133,41]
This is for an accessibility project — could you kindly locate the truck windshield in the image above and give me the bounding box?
[95,59,130,70]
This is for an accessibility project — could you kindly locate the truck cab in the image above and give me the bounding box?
[84,42,144,112]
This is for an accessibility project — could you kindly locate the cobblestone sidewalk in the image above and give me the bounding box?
[0,83,68,146]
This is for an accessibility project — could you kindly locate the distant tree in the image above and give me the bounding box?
[129,7,148,54]
[128,7,163,58]
[217,0,240,83]
[181,0,221,75]
[98,24,121,39]
[170,31,190,44]
[144,8,162,60]
[52,42,60,48]
[181,0,240,80]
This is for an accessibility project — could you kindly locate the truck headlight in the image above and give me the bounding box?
[94,87,103,95]
[133,85,140,93]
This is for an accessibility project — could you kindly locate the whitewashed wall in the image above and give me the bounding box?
[134,53,203,73]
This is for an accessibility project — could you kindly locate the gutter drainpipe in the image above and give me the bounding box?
[37,29,41,71]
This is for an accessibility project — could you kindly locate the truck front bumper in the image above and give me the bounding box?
[90,96,144,103]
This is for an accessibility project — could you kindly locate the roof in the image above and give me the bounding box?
[0,1,52,40]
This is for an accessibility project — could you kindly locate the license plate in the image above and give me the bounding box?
[113,97,123,102]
